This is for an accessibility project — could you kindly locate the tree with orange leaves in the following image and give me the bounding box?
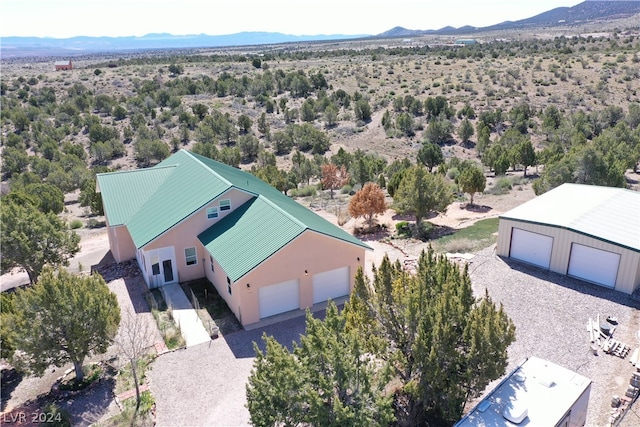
[321,163,350,199]
[348,182,387,231]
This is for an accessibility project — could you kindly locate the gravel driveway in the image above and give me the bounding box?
[468,246,640,427]
[147,313,308,427]
[146,246,639,427]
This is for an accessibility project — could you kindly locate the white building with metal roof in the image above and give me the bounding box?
[455,357,591,427]
[496,183,640,294]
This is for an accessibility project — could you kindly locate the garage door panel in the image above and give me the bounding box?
[509,228,554,269]
[259,279,299,319]
[568,244,619,288]
[312,267,350,304]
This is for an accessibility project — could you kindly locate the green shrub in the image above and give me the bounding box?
[138,390,155,414]
[486,177,513,195]
[447,167,460,181]
[416,221,433,240]
[290,185,317,197]
[340,184,352,194]
[41,403,71,427]
[59,363,102,391]
[395,221,411,238]
[86,218,106,229]
[69,219,83,229]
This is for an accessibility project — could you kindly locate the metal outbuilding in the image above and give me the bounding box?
[496,183,640,294]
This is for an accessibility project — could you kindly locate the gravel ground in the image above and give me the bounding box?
[147,312,310,427]
[147,247,640,427]
[1,273,163,425]
[468,246,640,427]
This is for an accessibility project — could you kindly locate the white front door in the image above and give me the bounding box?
[312,266,350,304]
[147,247,178,288]
[568,243,620,288]
[509,228,554,269]
[258,279,300,319]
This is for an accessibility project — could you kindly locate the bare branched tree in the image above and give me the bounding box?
[114,307,155,411]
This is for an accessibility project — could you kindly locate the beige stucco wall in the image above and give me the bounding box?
[142,188,253,283]
[497,219,640,294]
[202,253,242,322]
[107,224,136,263]
[205,230,367,326]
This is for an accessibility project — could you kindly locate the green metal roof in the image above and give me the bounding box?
[198,197,306,282]
[96,166,176,226]
[97,150,370,278]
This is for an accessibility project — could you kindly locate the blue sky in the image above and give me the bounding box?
[1,1,579,38]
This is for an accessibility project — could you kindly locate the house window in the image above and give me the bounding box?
[219,199,231,211]
[206,207,218,219]
[210,255,215,272]
[185,247,197,266]
[151,255,160,276]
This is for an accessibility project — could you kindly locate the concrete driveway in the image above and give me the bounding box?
[147,313,308,426]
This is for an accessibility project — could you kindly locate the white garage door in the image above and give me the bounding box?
[568,244,619,288]
[509,228,554,269]
[259,279,299,319]
[312,267,350,304]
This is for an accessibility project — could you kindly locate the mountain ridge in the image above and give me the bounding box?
[2,1,640,58]
[378,0,640,36]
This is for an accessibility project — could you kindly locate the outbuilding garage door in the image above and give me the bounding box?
[312,267,350,304]
[568,244,620,288]
[509,228,554,269]
[259,279,299,319]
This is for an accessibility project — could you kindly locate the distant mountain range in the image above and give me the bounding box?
[2,1,639,58]
[0,32,369,59]
[379,0,640,37]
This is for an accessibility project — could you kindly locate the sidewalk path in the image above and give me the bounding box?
[161,283,211,347]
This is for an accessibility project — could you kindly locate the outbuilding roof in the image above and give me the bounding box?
[455,357,591,427]
[499,183,640,252]
[97,150,370,280]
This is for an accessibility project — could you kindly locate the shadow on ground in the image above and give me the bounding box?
[57,376,117,427]
[223,308,329,359]
[501,256,640,309]
[1,368,24,412]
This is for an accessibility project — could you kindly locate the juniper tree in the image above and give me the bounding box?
[8,268,120,383]
[344,249,515,426]
[246,303,394,427]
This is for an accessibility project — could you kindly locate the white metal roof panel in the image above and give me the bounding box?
[455,357,591,427]
[500,184,640,252]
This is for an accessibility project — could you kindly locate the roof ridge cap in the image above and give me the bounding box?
[181,149,232,187]
[97,164,177,177]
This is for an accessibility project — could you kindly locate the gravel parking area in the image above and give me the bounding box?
[146,248,640,427]
[147,313,309,427]
[468,246,640,427]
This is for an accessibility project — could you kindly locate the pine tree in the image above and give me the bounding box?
[392,165,452,230]
[1,200,80,283]
[345,249,515,426]
[8,268,120,383]
[458,166,486,206]
[246,303,394,427]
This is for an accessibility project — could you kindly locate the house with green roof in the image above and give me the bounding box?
[97,150,371,326]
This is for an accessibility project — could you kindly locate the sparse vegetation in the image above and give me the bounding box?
[1,23,639,427]
[145,290,185,350]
